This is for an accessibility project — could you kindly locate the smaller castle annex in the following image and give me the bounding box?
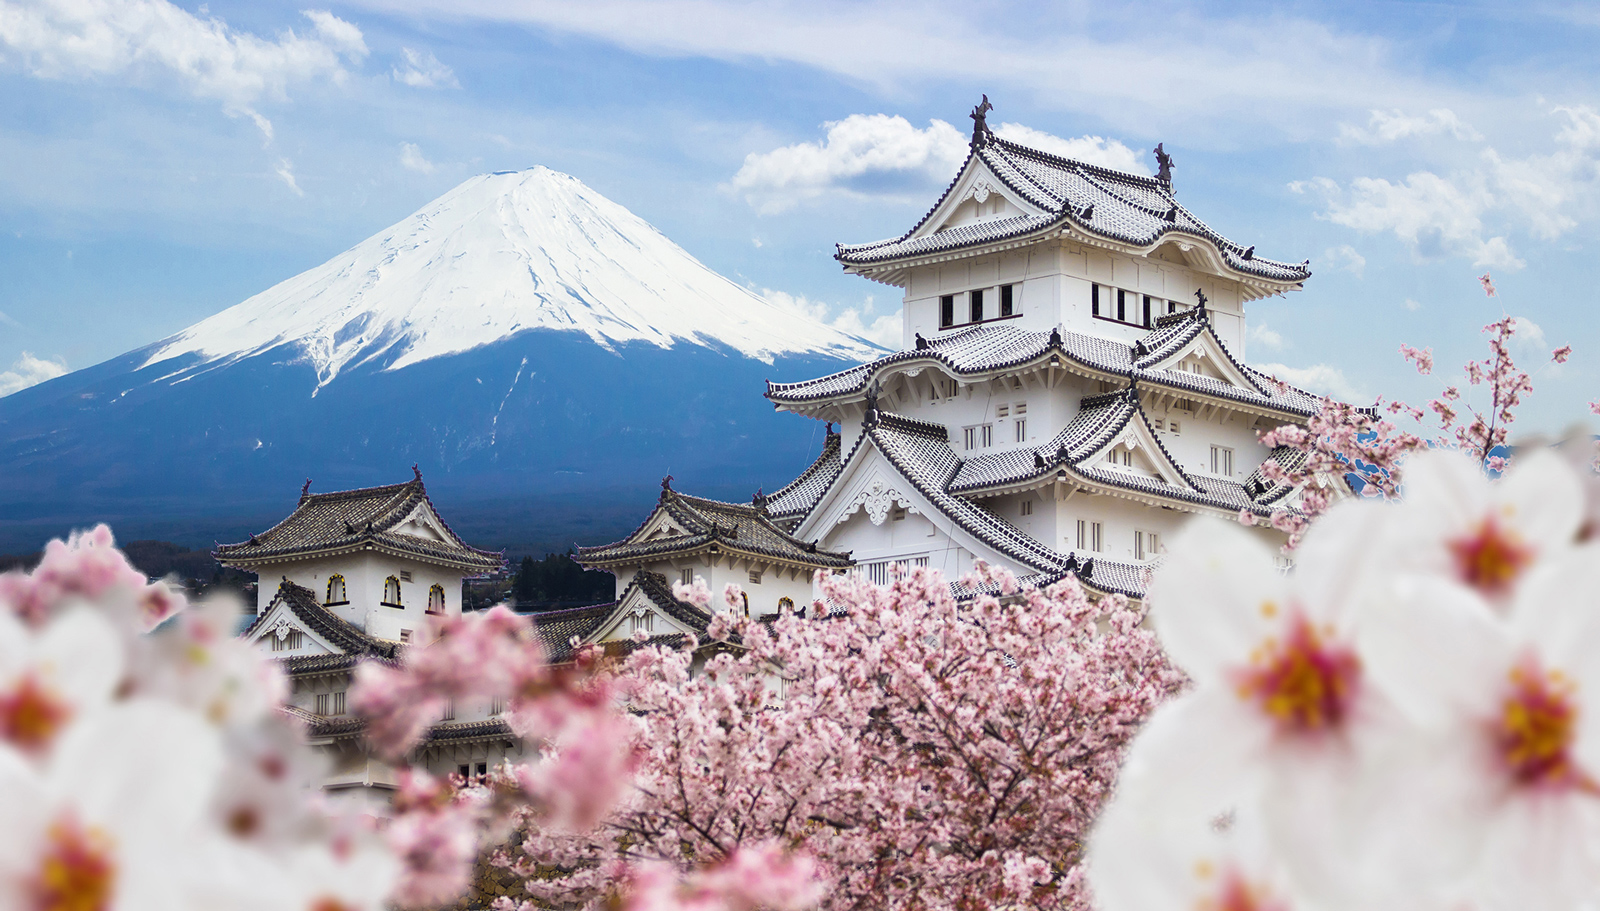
[535,479,855,656]
[220,470,509,810]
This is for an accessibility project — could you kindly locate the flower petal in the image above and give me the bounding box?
[34,607,124,712]
[1149,519,1288,684]
[1498,449,1584,551]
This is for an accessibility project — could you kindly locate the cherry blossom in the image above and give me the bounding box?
[0,607,122,759]
[509,562,1179,911]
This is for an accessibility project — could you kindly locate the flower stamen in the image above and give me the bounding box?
[1448,515,1533,598]
[1195,867,1289,911]
[1235,613,1359,734]
[1,674,73,753]
[1497,659,1589,789]
[31,815,115,911]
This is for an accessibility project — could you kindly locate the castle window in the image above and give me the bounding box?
[1169,420,1182,435]
[1076,520,1102,553]
[997,405,1009,418]
[1211,445,1234,476]
[1015,418,1026,442]
[1136,530,1162,561]
[325,574,347,605]
[1143,295,1155,327]
[890,505,906,521]
[1020,500,1033,516]
[679,568,694,587]
[1092,283,1101,317]
[1000,283,1015,317]
[441,700,455,722]
[963,426,978,451]
[779,597,796,617]
[1116,288,1127,322]
[332,692,346,715]
[314,693,329,714]
[383,576,402,607]
[969,288,984,323]
[427,584,446,615]
[940,295,954,328]
[981,424,993,447]
[748,569,763,585]
[491,697,506,716]
[400,629,412,644]
[399,570,413,583]
[631,611,655,634]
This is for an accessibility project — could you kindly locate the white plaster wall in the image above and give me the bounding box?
[897,241,1251,357]
[822,508,982,585]
[250,552,465,640]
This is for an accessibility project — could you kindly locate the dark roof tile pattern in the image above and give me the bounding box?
[244,580,400,660]
[578,489,851,569]
[868,412,1070,575]
[532,571,716,662]
[768,320,1321,419]
[766,430,845,521]
[836,136,1309,285]
[217,475,502,571]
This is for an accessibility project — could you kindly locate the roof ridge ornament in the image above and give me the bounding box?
[412,463,422,483]
[300,478,312,501]
[1048,326,1062,348]
[863,382,881,427]
[1242,245,1255,261]
[915,332,929,350]
[1080,202,1094,221]
[1194,288,1208,312]
[969,94,995,147]
[661,475,673,496]
[752,487,768,511]
[1153,142,1174,185]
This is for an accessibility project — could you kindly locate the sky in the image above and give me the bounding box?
[1,0,1598,433]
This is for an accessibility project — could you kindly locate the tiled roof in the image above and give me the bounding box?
[217,472,503,572]
[532,571,718,662]
[765,430,845,521]
[577,487,852,569]
[531,602,615,663]
[244,580,400,660]
[836,135,1310,285]
[767,318,1322,419]
[867,411,1073,575]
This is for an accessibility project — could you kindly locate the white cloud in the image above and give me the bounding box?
[399,142,435,173]
[391,46,458,88]
[0,1,367,138]
[275,158,303,195]
[347,0,1456,140]
[989,123,1147,174]
[1404,298,1422,311]
[0,309,20,329]
[762,289,898,348]
[1511,316,1547,350]
[1248,322,1284,350]
[1300,172,1520,269]
[0,352,68,397]
[1302,106,1600,271]
[1338,108,1482,145]
[1321,244,1366,277]
[1254,362,1365,402]
[727,114,1141,213]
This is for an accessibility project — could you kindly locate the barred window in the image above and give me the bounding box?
[325,574,347,605]
[427,584,446,614]
[383,575,402,607]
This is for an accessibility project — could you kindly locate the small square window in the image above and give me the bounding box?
[680,568,694,586]
[1014,402,1026,415]
[891,505,907,521]
[1020,500,1033,516]
[748,569,763,585]
[400,629,413,644]
[1170,420,1182,435]
[1211,445,1235,476]
[399,570,413,583]
[997,405,1009,418]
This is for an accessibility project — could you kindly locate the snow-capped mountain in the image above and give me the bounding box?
[146,167,879,390]
[0,169,879,553]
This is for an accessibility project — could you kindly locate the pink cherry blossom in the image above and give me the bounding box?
[1480,271,1497,296]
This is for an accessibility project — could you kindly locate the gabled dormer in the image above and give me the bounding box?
[1081,405,1196,491]
[920,162,1048,237]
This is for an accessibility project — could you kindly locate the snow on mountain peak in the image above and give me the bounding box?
[144,166,883,387]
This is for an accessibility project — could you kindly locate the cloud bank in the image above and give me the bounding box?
[0,352,67,397]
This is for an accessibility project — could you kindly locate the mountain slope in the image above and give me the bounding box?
[0,168,878,553]
[144,167,879,390]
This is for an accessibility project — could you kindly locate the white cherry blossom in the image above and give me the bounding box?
[0,606,123,759]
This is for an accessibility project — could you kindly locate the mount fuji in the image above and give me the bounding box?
[0,168,882,553]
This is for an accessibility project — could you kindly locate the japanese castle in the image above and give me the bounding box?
[569,100,1318,622]
[224,102,1325,805]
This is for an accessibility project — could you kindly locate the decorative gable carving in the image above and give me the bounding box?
[392,504,447,542]
[838,476,920,527]
[1087,420,1195,491]
[913,160,1045,238]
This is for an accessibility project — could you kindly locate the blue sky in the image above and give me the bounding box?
[1,0,1597,433]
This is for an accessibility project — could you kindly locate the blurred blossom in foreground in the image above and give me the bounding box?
[1090,448,1600,911]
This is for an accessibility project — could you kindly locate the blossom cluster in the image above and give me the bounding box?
[506,562,1181,911]
[0,525,398,911]
[1090,448,1600,911]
